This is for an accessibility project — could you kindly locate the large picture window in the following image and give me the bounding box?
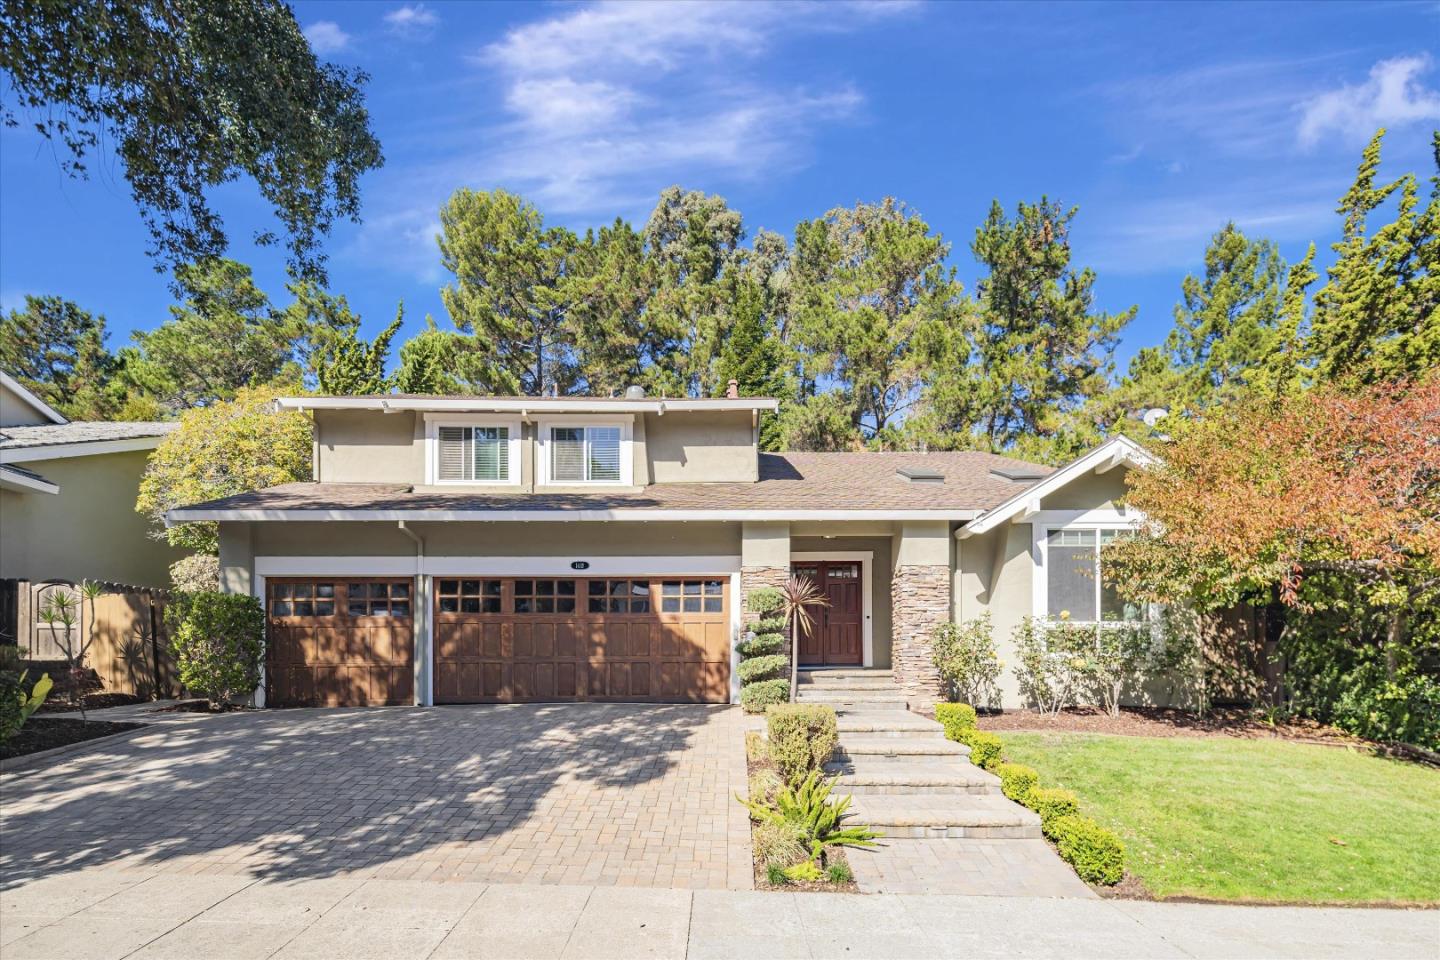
[549,425,622,483]
[1045,528,1143,623]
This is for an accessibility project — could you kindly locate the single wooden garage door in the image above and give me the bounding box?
[434,576,730,703]
[266,577,415,707]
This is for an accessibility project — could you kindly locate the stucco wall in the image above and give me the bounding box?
[791,535,894,669]
[644,410,757,483]
[0,450,184,585]
[1039,466,1132,510]
[315,409,423,484]
[1,381,53,427]
[955,522,1035,708]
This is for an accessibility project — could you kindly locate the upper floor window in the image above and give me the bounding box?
[543,422,627,484]
[1045,528,1143,623]
[426,415,521,485]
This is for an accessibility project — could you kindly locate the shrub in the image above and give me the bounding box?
[1048,814,1124,885]
[749,768,783,804]
[827,861,853,884]
[954,728,1003,770]
[165,592,264,706]
[738,770,881,860]
[934,702,977,739]
[744,730,768,764]
[767,704,838,783]
[932,615,1002,709]
[1027,787,1080,830]
[753,819,807,869]
[740,678,790,714]
[753,617,786,635]
[1011,616,1086,716]
[737,632,785,658]
[783,860,825,883]
[765,863,788,886]
[747,587,785,615]
[738,654,788,684]
[995,762,1039,804]
[169,554,220,593]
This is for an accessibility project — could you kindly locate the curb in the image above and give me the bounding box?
[0,722,160,775]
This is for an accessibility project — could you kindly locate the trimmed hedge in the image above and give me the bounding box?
[995,762,1039,804]
[737,632,785,658]
[166,591,264,705]
[741,678,790,714]
[934,702,977,739]
[747,588,785,615]
[1048,815,1125,885]
[766,703,838,783]
[753,617,786,635]
[738,654,788,684]
[949,727,1003,770]
[1027,787,1080,830]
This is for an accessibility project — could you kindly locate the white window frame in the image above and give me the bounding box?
[1030,510,1147,625]
[424,413,522,486]
[535,416,634,487]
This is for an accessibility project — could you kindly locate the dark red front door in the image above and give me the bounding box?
[795,561,864,666]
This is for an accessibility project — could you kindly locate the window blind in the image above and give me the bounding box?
[588,426,621,481]
[473,426,508,482]
[437,426,469,481]
[551,427,586,482]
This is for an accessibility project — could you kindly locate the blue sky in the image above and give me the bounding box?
[2,0,1437,374]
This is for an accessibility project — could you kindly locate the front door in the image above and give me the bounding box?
[794,561,864,666]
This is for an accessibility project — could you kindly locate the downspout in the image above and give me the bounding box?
[398,521,431,706]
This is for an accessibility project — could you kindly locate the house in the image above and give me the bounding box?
[168,391,1155,708]
[1,372,182,586]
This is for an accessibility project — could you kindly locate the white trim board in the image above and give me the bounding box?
[1,434,169,463]
[534,415,635,487]
[171,507,983,524]
[1030,518,1146,623]
[280,396,778,414]
[1,371,67,424]
[422,413,524,487]
[0,465,59,495]
[791,550,874,668]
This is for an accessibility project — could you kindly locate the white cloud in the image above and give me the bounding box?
[1298,55,1440,146]
[384,3,439,35]
[303,20,352,55]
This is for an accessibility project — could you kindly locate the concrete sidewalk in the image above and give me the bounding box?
[1,870,1435,959]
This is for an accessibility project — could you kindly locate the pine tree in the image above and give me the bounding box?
[0,295,124,419]
[315,303,404,395]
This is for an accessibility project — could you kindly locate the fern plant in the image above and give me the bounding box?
[738,770,881,862]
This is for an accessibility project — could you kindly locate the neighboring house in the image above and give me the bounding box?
[1,372,182,586]
[169,390,1154,708]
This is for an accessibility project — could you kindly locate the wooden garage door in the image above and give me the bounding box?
[434,576,730,703]
[266,578,415,707]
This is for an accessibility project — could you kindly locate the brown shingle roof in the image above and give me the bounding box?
[174,451,1054,517]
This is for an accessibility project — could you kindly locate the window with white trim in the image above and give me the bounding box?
[436,425,511,482]
[549,424,622,483]
[1045,528,1144,623]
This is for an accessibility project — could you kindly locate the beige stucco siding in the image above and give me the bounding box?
[955,522,1035,707]
[1,381,53,427]
[0,450,183,585]
[314,409,423,484]
[1039,467,1132,510]
[644,410,757,483]
[792,535,894,669]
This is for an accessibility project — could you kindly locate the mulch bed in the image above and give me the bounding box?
[36,693,147,714]
[149,700,247,713]
[973,705,1367,748]
[1,717,144,761]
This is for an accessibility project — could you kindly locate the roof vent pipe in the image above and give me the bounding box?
[624,384,646,400]
[726,379,739,399]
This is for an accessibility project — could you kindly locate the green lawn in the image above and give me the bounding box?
[998,731,1440,904]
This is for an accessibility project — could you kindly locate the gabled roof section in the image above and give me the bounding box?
[0,463,60,495]
[0,421,178,463]
[956,435,1159,539]
[278,394,779,414]
[1,372,67,425]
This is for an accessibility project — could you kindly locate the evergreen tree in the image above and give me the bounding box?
[315,303,403,396]
[0,295,124,419]
[715,273,788,449]
[565,218,654,396]
[393,318,471,395]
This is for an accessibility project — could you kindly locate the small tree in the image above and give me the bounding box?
[780,575,829,702]
[38,585,100,719]
[1011,616,1088,716]
[166,592,264,708]
[931,614,1002,709]
[1077,624,1154,718]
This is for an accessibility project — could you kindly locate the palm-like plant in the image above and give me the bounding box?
[781,574,829,702]
[739,770,881,863]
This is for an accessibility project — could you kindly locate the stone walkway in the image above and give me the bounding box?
[0,704,752,891]
[2,870,1435,960]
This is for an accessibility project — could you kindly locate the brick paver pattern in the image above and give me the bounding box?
[0,704,753,891]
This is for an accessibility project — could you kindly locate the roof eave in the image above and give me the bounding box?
[277,396,780,414]
[0,433,171,464]
[1,372,67,425]
[167,507,983,526]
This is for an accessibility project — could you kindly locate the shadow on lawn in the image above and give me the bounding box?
[0,703,724,888]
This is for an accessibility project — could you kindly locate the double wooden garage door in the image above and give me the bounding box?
[266,575,730,706]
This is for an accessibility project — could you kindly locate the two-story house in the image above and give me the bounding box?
[168,389,1154,709]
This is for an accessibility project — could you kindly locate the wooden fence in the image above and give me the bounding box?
[0,579,175,699]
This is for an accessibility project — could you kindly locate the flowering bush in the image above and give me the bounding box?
[931,614,1002,709]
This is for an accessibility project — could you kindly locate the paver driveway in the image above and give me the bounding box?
[0,704,752,891]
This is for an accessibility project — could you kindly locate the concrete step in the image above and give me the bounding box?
[827,760,1000,796]
[796,690,908,706]
[845,794,1042,840]
[799,669,892,681]
[832,737,972,762]
[797,674,897,690]
[835,713,944,739]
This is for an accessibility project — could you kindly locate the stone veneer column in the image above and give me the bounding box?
[891,521,951,705]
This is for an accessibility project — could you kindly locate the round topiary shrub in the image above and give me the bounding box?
[934,702,977,739]
[740,678,790,714]
[995,762,1039,804]
[955,728,1003,770]
[165,591,264,707]
[1048,814,1125,885]
[738,654,788,684]
[746,588,784,616]
[752,616,786,635]
[1028,787,1080,830]
[737,633,785,658]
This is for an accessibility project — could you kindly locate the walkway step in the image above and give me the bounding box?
[832,737,972,761]
[798,669,892,680]
[828,761,1001,796]
[797,675,897,690]
[846,794,1042,839]
[835,713,944,739]
[796,691,908,706]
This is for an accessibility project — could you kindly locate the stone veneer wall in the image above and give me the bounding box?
[741,564,792,679]
[890,563,949,704]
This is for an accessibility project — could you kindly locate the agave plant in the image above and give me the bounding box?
[780,574,829,701]
[739,770,881,863]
